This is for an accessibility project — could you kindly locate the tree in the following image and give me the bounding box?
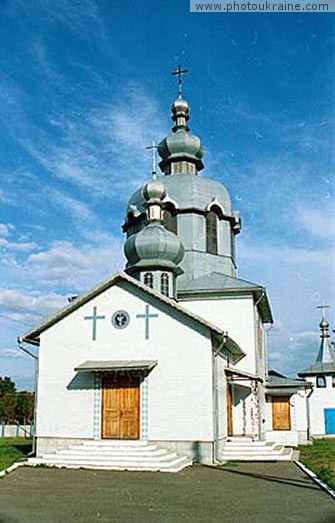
[15,393,34,424]
[0,376,16,395]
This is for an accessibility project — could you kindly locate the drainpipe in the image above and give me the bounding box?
[211,332,228,465]
[306,386,313,442]
[17,337,39,457]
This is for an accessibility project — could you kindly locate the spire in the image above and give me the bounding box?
[158,66,204,176]
[315,305,334,363]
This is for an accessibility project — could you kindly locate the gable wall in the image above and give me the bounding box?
[36,284,214,442]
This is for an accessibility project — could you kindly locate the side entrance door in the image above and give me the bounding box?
[325,408,335,434]
[101,375,140,439]
[272,396,291,430]
[272,395,291,430]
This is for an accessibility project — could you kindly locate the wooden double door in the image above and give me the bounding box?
[101,375,140,439]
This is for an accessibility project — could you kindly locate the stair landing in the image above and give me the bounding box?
[221,438,296,461]
[28,440,193,473]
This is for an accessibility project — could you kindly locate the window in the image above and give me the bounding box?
[206,211,218,254]
[163,210,178,235]
[316,376,326,388]
[332,376,335,388]
[143,272,153,289]
[160,273,169,296]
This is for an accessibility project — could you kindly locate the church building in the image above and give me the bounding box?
[21,74,304,471]
[298,314,335,437]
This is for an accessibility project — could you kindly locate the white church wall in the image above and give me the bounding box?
[36,283,214,448]
[181,295,257,375]
[308,377,335,436]
[217,356,228,439]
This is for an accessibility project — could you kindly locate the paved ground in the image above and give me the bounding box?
[0,462,333,523]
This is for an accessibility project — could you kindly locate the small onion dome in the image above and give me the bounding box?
[124,222,184,273]
[320,318,330,330]
[143,178,166,204]
[171,96,190,121]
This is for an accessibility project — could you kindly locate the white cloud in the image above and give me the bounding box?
[1,348,23,359]
[296,204,335,241]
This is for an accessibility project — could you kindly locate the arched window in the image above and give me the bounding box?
[163,210,178,235]
[206,211,218,254]
[160,273,169,296]
[316,376,326,388]
[143,272,153,289]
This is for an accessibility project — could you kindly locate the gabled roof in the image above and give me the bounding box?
[21,271,245,364]
[178,272,273,323]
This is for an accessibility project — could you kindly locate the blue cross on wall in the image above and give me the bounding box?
[84,306,106,341]
[136,304,159,340]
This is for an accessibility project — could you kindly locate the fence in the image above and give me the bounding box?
[1,421,34,438]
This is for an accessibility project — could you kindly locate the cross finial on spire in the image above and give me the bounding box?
[145,140,158,180]
[171,64,189,97]
[317,302,330,319]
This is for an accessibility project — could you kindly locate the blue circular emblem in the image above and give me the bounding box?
[111,310,130,329]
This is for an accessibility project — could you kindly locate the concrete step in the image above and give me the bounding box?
[28,455,192,473]
[66,446,166,456]
[40,452,180,463]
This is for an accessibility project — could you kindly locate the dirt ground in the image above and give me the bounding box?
[0,462,334,523]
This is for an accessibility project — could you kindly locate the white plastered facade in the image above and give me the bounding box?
[35,281,227,462]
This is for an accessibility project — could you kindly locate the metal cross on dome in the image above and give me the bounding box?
[145,140,158,180]
[171,65,189,97]
[317,302,330,319]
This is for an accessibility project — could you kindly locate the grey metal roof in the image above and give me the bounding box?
[266,375,311,388]
[74,360,158,372]
[178,272,273,324]
[21,271,245,364]
[298,361,335,376]
[126,174,232,218]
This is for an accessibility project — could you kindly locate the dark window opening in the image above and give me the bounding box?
[160,273,169,296]
[206,211,218,254]
[144,272,153,289]
[163,210,178,235]
[316,376,326,388]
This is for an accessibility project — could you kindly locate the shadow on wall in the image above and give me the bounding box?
[67,373,93,390]
[192,441,202,463]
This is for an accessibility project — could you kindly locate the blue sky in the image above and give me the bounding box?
[0,1,334,389]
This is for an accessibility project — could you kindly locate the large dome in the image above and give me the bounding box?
[126,174,232,220]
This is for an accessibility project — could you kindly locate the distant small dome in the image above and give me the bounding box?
[143,178,166,203]
[124,222,184,272]
[319,318,329,330]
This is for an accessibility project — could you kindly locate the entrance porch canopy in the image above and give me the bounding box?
[74,360,158,372]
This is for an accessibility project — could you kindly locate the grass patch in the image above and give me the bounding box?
[298,438,335,489]
[0,437,33,471]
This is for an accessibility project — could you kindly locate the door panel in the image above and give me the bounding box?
[101,375,140,439]
[272,396,291,431]
[325,408,335,434]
